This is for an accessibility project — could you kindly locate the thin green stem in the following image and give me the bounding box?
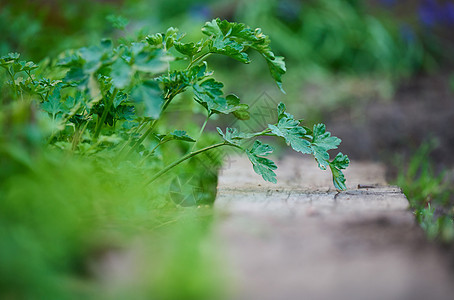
[133,120,147,135]
[161,95,174,112]
[26,70,46,102]
[71,121,89,151]
[47,102,83,145]
[187,52,212,70]
[25,70,35,84]
[259,128,273,136]
[126,87,182,155]
[124,79,189,157]
[117,119,147,155]
[145,142,228,185]
[126,119,157,155]
[94,88,118,139]
[139,140,167,165]
[191,113,210,151]
[7,69,17,98]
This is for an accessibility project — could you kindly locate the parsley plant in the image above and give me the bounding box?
[0,18,349,190]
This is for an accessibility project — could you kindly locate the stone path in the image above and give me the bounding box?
[214,156,454,300]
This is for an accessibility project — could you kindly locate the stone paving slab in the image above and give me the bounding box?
[215,156,454,300]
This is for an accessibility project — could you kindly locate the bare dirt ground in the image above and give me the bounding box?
[325,70,454,273]
[326,71,454,172]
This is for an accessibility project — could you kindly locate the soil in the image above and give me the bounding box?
[325,70,454,265]
[326,70,454,178]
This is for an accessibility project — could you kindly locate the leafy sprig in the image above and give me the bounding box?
[216,102,349,189]
[0,18,349,191]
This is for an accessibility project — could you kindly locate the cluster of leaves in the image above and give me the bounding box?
[217,102,348,189]
[1,18,349,190]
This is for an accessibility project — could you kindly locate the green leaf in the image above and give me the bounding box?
[62,95,76,112]
[164,27,181,49]
[193,80,248,115]
[216,127,255,146]
[232,104,250,120]
[187,62,211,82]
[57,52,82,67]
[311,124,341,170]
[174,41,202,57]
[277,102,286,119]
[130,42,146,56]
[113,92,128,108]
[64,67,86,83]
[276,102,295,120]
[111,57,132,88]
[165,130,196,142]
[134,49,171,74]
[246,140,277,183]
[146,33,163,47]
[268,117,311,154]
[79,41,112,74]
[201,19,223,37]
[115,105,135,121]
[131,81,163,119]
[202,19,249,63]
[0,53,20,67]
[17,61,39,72]
[87,74,103,106]
[210,37,249,63]
[106,14,129,30]
[226,94,250,120]
[192,78,223,114]
[157,63,209,97]
[201,19,286,92]
[329,153,350,190]
[267,56,286,93]
[41,86,63,117]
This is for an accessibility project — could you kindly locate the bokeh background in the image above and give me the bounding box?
[1,0,454,298]
[3,0,453,164]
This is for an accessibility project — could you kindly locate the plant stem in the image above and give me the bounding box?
[126,88,181,155]
[126,119,157,155]
[191,113,210,151]
[187,52,212,70]
[7,69,17,98]
[124,81,189,157]
[134,120,147,135]
[139,140,166,165]
[71,121,89,151]
[25,70,35,84]
[116,119,146,154]
[94,88,118,139]
[145,142,228,185]
[26,70,46,102]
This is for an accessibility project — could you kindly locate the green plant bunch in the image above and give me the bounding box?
[1,18,349,189]
[0,99,227,299]
[396,144,454,242]
[0,18,349,299]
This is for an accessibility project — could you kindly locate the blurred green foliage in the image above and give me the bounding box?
[396,143,454,243]
[236,0,427,75]
[0,99,226,299]
[0,0,121,60]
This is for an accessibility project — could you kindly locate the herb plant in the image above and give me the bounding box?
[1,18,349,190]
